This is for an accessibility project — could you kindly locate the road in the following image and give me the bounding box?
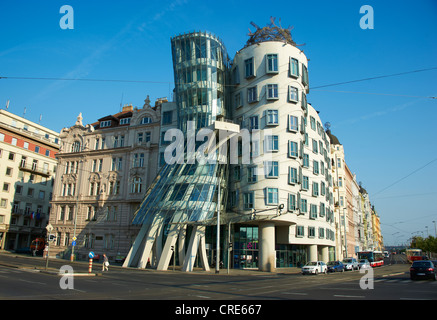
[0,252,435,305]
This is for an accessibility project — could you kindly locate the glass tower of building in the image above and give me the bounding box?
[123,32,232,271]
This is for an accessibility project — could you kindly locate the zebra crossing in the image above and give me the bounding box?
[374,277,437,284]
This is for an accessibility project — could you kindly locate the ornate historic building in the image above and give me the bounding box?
[48,97,162,260]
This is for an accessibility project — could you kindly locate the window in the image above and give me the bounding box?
[131,177,142,193]
[288,141,298,158]
[308,227,316,238]
[247,166,257,183]
[301,92,307,113]
[265,110,278,125]
[289,58,299,77]
[302,176,309,190]
[321,181,326,196]
[312,139,318,153]
[137,132,143,144]
[320,202,326,217]
[162,111,173,125]
[312,182,319,196]
[288,115,298,131]
[265,135,279,152]
[245,57,255,78]
[313,160,319,175]
[243,192,254,209]
[310,204,318,219]
[303,154,309,168]
[266,84,279,100]
[296,225,305,237]
[300,198,308,213]
[72,141,81,152]
[264,161,279,178]
[249,115,259,131]
[133,153,144,167]
[266,187,278,205]
[247,86,257,103]
[266,54,278,73]
[234,92,243,109]
[3,183,10,192]
[288,193,297,211]
[8,152,15,161]
[141,117,152,124]
[59,206,65,221]
[100,120,111,127]
[289,167,298,184]
[302,64,309,87]
[119,117,131,125]
[288,86,298,102]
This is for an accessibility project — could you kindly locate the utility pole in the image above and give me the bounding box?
[216,173,220,274]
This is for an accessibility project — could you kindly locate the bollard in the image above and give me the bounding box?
[88,258,93,273]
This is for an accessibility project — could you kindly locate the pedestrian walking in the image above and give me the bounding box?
[102,253,109,272]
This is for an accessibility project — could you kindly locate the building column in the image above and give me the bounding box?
[308,244,318,262]
[321,246,329,262]
[259,222,275,272]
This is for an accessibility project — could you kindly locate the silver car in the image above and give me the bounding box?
[342,258,359,271]
[358,259,371,269]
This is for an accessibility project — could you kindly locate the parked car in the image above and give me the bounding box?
[301,261,327,275]
[410,260,437,280]
[327,260,344,273]
[358,259,371,269]
[342,258,359,271]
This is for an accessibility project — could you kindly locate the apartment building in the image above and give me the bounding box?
[0,109,60,250]
[48,97,162,260]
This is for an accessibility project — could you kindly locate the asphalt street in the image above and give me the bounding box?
[0,252,435,304]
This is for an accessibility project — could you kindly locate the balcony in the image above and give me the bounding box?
[19,162,51,177]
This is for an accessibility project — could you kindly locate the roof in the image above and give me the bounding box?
[326,129,341,145]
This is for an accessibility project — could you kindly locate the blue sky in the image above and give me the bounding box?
[1,0,436,246]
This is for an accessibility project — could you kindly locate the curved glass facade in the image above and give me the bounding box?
[171,32,229,133]
[124,32,230,270]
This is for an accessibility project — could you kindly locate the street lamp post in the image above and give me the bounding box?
[433,221,436,238]
[216,172,220,274]
[70,160,83,262]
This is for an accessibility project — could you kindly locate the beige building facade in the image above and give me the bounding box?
[49,97,162,261]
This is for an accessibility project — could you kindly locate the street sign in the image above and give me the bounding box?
[72,241,76,247]
[89,251,95,259]
[72,236,77,241]
[46,223,53,232]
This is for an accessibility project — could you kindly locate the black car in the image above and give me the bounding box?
[410,260,436,280]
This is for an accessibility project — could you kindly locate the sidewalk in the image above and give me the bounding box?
[0,251,302,276]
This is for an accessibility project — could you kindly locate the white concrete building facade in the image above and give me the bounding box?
[228,39,336,270]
